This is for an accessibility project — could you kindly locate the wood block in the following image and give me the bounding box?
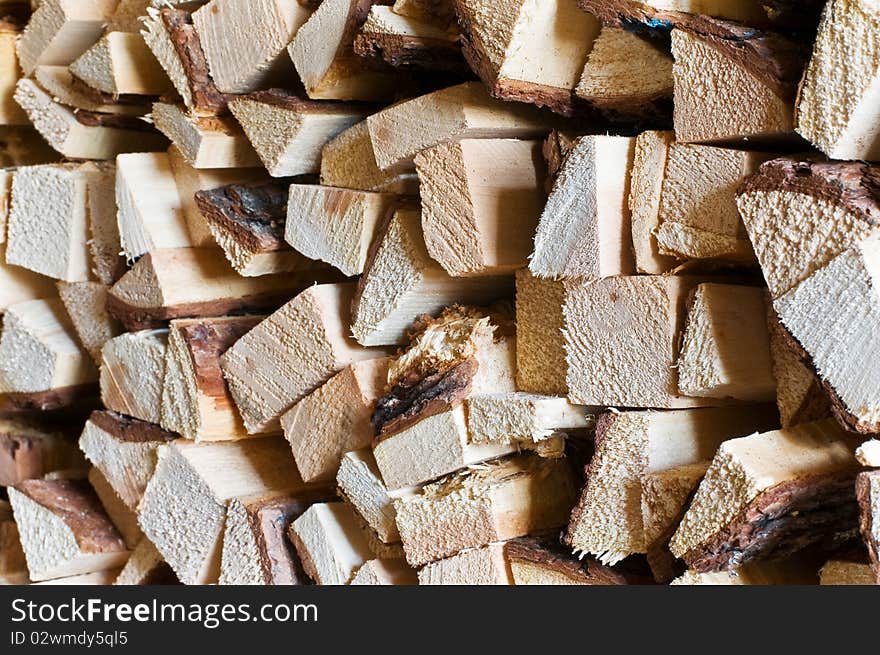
[320,120,419,194]
[57,281,124,364]
[285,184,397,277]
[196,180,315,277]
[669,419,862,572]
[192,0,310,94]
[856,470,880,583]
[114,538,179,585]
[796,0,880,161]
[415,138,545,277]
[366,82,556,172]
[336,449,408,545]
[819,555,876,586]
[530,135,636,279]
[33,65,150,116]
[161,315,263,442]
[564,406,779,565]
[454,0,600,115]
[354,5,465,74]
[0,500,29,584]
[219,490,330,585]
[16,0,117,75]
[515,270,566,396]
[116,151,190,262]
[88,467,143,549]
[281,358,389,483]
[351,208,513,346]
[629,130,677,274]
[736,159,880,301]
[0,298,97,394]
[677,284,775,402]
[9,478,129,582]
[106,247,318,330]
[152,102,261,169]
[100,329,168,425]
[83,162,125,285]
[507,537,647,586]
[395,454,577,567]
[465,393,593,445]
[138,437,309,584]
[141,6,226,115]
[0,244,57,313]
[418,543,512,585]
[351,558,417,585]
[672,558,819,585]
[70,31,174,96]
[0,417,83,486]
[562,275,721,408]
[0,21,28,125]
[220,282,384,434]
[670,20,806,144]
[774,238,880,434]
[228,90,368,177]
[575,27,673,121]
[14,79,168,159]
[290,0,401,101]
[288,502,373,585]
[79,410,177,511]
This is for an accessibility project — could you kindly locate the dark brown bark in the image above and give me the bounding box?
[88,411,178,444]
[856,470,880,584]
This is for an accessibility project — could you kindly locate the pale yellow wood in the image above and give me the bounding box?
[857,439,880,467]
[289,502,373,585]
[57,281,123,363]
[465,392,593,445]
[0,500,29,584]
[629,130,677,274]
[88,466,143,549]
[0,23,28,125]
[34,65,149,116]
[336,449,410,545]
[114,538,174,585]
[70,31,174,96]
[100,329,168,425]
[515,270,566,396]
[819,558,876,585]
[351,558,417,585]
[418,544,512,585]
[0,244,56,313]
[673,559,819,585]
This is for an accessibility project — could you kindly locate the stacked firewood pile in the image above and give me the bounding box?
[0,0,878,586]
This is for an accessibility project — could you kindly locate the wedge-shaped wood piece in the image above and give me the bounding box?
[736,159,880,300]
[354,5,465,74]
[672,558,819,585]
[100,330,168,425]
[33,65,150,116]
[79,411,177,511]
[454,0,599,115]
[819,554,876,585]
[282,358,390,483]
[220,490,330,585]
[774,238,880,434]
[285,184,396,277]
[0,21,28,125]
[14,79,167,160]
[229,91,368,177]
[192,0,310,94]
[416,139,545,277]
[575,27,672,121]
[0,417,83,486]
[629,130,677,274]
[320,120,419,194]
[650,143,767,264]
[114,538,179,585]
[856,470,880,583]
[366,82,555,172]
[57,282,124,364]
[396,454,577,567]
[116,152,190,262]
[141,6,226,115]
[161,316,263,442]
[669,419,862,572]
[152,102,261,169]
[7,163,96,282]
[139,437,309,584]
[677,284,775,402]
[796,0,880,161]
[0,500,29,585]
[565,406,778,565]
[0,245,57,313]
[15,0,118,75]
[84,162,125,286]
[290,0,401,101]
[221,282,383,434]
[336,449,408,545]
[289,502,373,585]
[670,20,806,144]
[107,248,316,330]
[465,393,593,445]
[88,466,142,549]
[9,478,129,582]
[515,270,566,396]
[352,208,513,345]
[351,558,417,585]
[562,276,721,408]
[418,543,512,585]
[0,298,97,394]
[70,31,174,96]
[530,135,636,279]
